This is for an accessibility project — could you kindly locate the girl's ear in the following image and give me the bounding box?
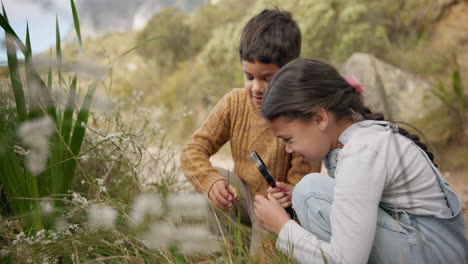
[314,108,329,131]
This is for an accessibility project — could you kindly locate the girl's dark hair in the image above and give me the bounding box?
[262,58,437,166]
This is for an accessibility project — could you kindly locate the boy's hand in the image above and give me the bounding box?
[208,180,237,211]
[267,181,294,208]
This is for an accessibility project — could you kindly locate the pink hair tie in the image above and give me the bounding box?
[345,75,364,93]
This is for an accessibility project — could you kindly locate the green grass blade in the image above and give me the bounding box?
[61,76,77,144]
[0,134,42,232]
[107,36,163,68]
[59,79,100,193]
[25,23,41,120]
[47,68,52,88]
[55,16,62,67]
[70,0,82,53]
[452,60,464,110]
[0,8,27,54]
[55,15,65,90]
[49,76,78,194]
[435,80,450,103]
[23,57,57,124]
[4,24,27,121]
[25,22,31,57]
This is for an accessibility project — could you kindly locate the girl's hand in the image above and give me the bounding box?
[254,193,291,234]
[267,181,294,208]
[208,180,237,211]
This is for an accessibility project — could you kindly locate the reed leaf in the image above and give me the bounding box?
[2,7,27,122]
[70,0,82,53]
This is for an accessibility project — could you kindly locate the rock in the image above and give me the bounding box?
[340,52,439,122]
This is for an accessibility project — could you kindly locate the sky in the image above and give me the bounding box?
[0,0,73,64]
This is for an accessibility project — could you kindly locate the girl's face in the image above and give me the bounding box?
[268,109,333,164]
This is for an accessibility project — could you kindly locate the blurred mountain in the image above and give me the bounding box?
[64,0,206,43]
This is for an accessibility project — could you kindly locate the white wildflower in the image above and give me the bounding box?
[0,248,9,257]
[50,231,58,241]
[87,205,117,230]
[167,193,208,219]
[127,62,137,72]
[13,145,30,156]
[71,192,88,206]
[141,222,174,250]
[129,193,163,226]
[18,116,54,174]
[41,239,52,245]
[80,155,89,162]
[175,226,218,254]
[55,218,68,231]
[96,178,107,193]
[40,200,53,215]
[68,224,79,231]
[36,229,45,238]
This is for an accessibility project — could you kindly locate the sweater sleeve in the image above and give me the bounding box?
[286,154,321,186]
[180,92,232,194]
[277,144,386,264]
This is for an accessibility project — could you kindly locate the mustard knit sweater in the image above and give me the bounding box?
[180,89,321,197]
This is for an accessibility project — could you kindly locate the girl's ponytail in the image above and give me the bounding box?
[353,94,438,167]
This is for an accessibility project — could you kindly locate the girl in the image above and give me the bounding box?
[254,58,468,263]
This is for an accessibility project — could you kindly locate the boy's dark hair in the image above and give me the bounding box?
[239,8,301,67]
[262,58,438,166]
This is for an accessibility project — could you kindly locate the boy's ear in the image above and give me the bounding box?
[314,108,329,130]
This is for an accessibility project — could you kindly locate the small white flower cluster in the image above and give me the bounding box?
[13,145,30,156]
[96,178,107,193]
[167,193,208,219]
[0,248,10,258]
[142,223,218,254]
[130,193,216,254]
[80,154,89,162]
[87,205,118,230]
[9,228,65,262]
[18,116,55,175]
[182,105,193,118]
[71,192,89,207]
[132,90,144,103]
[40,200,54,215]
[129,193,163,226]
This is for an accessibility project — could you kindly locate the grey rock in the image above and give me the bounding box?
[340,52,439,122]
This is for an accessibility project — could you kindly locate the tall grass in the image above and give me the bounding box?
[0,2,298,263]
[0,0,99,232]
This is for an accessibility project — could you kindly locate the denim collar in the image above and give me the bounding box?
[324,120,397,178]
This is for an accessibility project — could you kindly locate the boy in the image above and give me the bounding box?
[180,8,320,253]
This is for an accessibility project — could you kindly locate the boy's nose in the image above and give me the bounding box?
[252,80,266,94]
[285,144,293,153]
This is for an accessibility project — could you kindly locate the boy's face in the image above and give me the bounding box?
[242,60,279,107]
